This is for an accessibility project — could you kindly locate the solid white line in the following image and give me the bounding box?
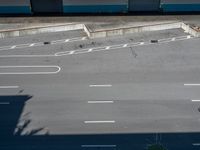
[0,66,61,75]
[81,145,116,148]
[84,120,115,124]
[0,55,54,58]
[0,102,10,105]
[184,84,200,86]
[191,100,200,102]
[89,85,112,87]
[88,101,114,104]
[193,143,200,146]
[0,86,19,89]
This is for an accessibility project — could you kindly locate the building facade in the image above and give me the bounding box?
[0,0,200,14]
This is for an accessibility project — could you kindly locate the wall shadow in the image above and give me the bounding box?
[0,95,200,150]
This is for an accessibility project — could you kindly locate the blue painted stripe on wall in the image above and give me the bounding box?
[63,5,127,13]
[161,4,200,12]
[0,6,31,14]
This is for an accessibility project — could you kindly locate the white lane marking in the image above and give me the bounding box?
[88,101,114,104]
[0,86,19,89]
[171,37,176,41]
[123,44,128,47]
[29,43,35,47]
[193,143,200,146]
[81,145,116,148]
[89,85,112,87]
[10,46,16,49]
[0,54,54,58]
[69,51,75,54]
[84,120,115,124]
[55,35,194,57]
[187,35,191,39]
[88,48,93,52]
[0,36,86,51]
[184,84,200,86]
[191,100,200,102]
[82,37,87,40]
[0,102,10,105]
[0,66,61,75]
[105,46,110,50]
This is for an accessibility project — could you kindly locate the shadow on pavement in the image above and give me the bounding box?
[0,95,200,150]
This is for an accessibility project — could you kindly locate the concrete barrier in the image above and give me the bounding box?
[86,21,183,38]
[0,21,199,39]
[0,23,84,39]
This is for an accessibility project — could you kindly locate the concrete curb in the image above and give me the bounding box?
[0,23,84,39]
[181,23,200,37]
[86,21,200,38]
[0,21,199,39]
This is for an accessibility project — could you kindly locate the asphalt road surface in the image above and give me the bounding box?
[0,29,200,150]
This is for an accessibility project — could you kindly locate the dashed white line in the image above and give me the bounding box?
[65,39,69,42]
[172,38,175,41]
[84,120,115,124]
[81,145,116,148]
[105,46,110,50]
[191,100,200,102]
[82,37,87,40]
[140,42,144,45]
[10,46,16,49]
[0,86,19,89]
[29,43,35,47]
[89,85,112,87]
[123,44,128,47]
[88,101,114,104]
[184,84,200,86]
[88,48,93,52]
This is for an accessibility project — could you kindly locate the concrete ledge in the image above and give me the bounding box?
[0,20,199,39]
[0,23,84,39]
[86,21,182,38]
[85,21,200,38]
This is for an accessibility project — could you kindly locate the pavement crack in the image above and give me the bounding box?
[130,47,138,58]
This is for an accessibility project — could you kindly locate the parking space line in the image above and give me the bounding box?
[0,102,10,105]
[88,101,114,104]
[0,86,19,88]
[89,85,112,87]
[0,66,61,75]
[81,145,116,148]
[184,84,200,86]
[84,120,115,124]
[191,100,200,102]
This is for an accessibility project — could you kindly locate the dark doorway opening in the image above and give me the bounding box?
[31,0,63,14]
